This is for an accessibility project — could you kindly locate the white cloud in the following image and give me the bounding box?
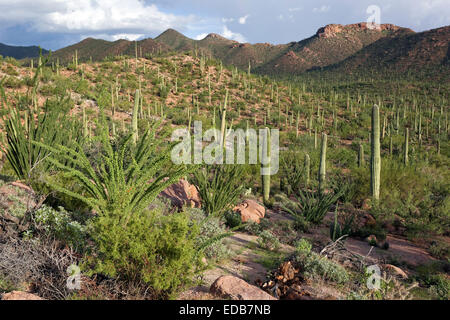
[80,33,144,41]
[0,0,197,34]
[221,26,246,42]
[222,17,234,23]
[194,33,208,40]
[288,7,302,12]
[313,5,331,13]
[238,14,250,24]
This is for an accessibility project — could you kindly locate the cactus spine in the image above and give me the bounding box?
[371,105,381,201]
[319,133,327,193]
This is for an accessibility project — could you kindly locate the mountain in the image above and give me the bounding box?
[0,43,49,59]
[34,22,448,78]
[51,37,169,64]
[255,23,414,75]
[320,25,449,76]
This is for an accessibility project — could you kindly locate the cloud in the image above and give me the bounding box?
[222,17,234,23]
[194,33,208,40]
[313,5,331,13]
[221,26,246,42]
[0,0,197,35]
[239,14,250,24]
[288,7,302,12]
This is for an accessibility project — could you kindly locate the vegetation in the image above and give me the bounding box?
[0,35,448,301]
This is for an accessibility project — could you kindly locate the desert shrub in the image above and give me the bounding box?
[294,239,349,284]
[89,207,203,298]
[187,208,231,261]
[191,164,245,217]
[0,235,78,299]
[426,274,450,300]
[35,119,193,297]
[32,205,89,251]
[257,230,281,251]
[224,210,242,228]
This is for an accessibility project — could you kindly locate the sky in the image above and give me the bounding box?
[0,0,449,50]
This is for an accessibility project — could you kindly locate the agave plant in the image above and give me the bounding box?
[0,71,81,184]
[282,188,344,225]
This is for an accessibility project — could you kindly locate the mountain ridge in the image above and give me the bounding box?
[8,22,449,78]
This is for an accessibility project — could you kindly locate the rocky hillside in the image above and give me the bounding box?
[321,25,450,77]
[43,22,445,77]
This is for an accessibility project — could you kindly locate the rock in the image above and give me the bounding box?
[1,291,44,300]
[160,179,201,209]
[279,261,295,281]
[233,199,265,223]
[382,264,408,279]
[210,276,277,300]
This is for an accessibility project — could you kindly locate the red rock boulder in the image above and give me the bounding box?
[160,179,201,209]
[210,276,276,300]
[233,199,265,223]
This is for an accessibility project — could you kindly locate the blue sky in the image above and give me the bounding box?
[0,0,448,50]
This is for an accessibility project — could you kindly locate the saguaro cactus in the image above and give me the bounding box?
[220,89,228,148]
[319,133,327,193]
[404,127,409,165]
[132,89,140,145]
[304,153,310,186]
[358,143,365,167]
[371,105,381,201]
[82,106,88,138]
[261,127,271,203]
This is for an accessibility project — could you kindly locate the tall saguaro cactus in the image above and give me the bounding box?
[132,89,140,145]
[304,153,310,186]
[261,128,271,203]
[220,89,228,148]
[371,105,381,201]
[404,127,409,165]
[319,133,327,193]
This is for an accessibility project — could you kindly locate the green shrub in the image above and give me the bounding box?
[224,210,242,228]
[32,205,88,250]
[294,238,349,284]
[187,208,231,261]
[90,208,203,298]
[257,230,281,251]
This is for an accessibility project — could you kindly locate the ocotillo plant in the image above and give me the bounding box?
[319,133,327,193]
[261,127,271,204]
[371,105,381,201]
[132,89,140,145]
